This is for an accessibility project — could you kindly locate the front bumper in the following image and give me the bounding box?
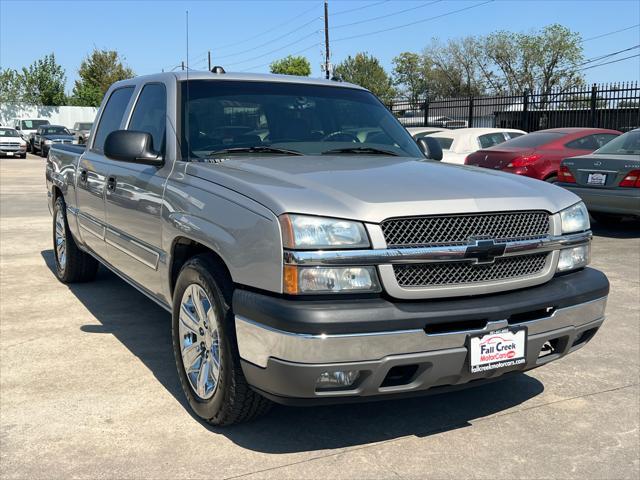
[234,268,609,404]
[557,183,640,217]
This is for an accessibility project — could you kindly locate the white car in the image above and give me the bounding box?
[12,118,50,152]
[421,128,527,164]
[406,127,448,139]
[0,127,28,158]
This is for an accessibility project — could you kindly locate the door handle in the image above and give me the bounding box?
[79,169,88,183]
[106,176,117,192]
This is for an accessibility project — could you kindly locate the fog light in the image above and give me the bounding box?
[316,370,360,390]
[557,245,590,272]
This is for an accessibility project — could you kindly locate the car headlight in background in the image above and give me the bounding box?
[280,214,369,249]
[560,202,590,234]
[284,265,380,294]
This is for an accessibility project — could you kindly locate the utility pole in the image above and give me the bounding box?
[208,51,211,71]
[324,1,330,79]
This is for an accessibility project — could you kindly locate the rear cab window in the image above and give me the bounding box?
[92,87,135,152]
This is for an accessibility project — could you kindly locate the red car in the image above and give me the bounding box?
[465,128,621,182]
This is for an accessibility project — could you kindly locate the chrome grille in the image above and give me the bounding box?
[382,211,550,247]
[393,254,548,287]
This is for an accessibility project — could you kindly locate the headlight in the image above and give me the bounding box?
[44,140,53,145]
[280,214,369,249]
[560,202,590,234]
[284,265,380,294]
[557,245,590,272]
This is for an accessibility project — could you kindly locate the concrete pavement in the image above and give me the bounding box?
[1,155,638,479]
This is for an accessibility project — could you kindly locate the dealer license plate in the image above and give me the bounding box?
[469,328,526,373]
[6,152,13,156]
[587,173,607,185]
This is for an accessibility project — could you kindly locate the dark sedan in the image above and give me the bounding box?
[558,129,640,224]
[33,125,75,157]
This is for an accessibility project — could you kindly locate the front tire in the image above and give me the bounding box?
[172,254,271,426]
[53,196,99,283]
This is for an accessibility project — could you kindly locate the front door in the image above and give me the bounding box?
[103,82,168,294]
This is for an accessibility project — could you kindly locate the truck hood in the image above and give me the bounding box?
[186,155,580,223]
[44,134,74,140]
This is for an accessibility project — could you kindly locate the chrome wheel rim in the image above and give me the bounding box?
[179,284,221,400]
[55,208,66,270]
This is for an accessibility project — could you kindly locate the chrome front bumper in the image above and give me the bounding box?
[236,297,607,368]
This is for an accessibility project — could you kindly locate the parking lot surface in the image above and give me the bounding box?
[1,155,639,479]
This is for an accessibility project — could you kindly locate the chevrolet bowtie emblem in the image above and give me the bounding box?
[464,239,507,264]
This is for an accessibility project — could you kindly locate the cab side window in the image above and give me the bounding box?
[92,87,135,153]
[128,83,167,154]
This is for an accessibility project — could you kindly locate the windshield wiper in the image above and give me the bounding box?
[206,146,303,157]
[321,146,399,156]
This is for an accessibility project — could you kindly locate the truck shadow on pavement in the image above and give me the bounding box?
[42,249,544,454]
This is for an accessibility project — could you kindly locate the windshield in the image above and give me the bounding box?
[77,122,93,130]
[42,126,70,135]
[180,80,422,159]
[593,130,640,155]
[21,119,49,129]
[497,131,565,148]
[0,128,19,137]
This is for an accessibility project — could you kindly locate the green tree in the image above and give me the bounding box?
[71,49,135,106]
[269,55,311,76]
[392,52,430,108]
[484,24,584,97]
[21,54,67,105]
[334,53,396,104]
[0,68,24,103]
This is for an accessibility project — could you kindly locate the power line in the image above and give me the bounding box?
[197,2,319,55]
[579,53,640,71]
[583,24,640,42]
[225,30,319,67]
[331,0,389,17]
[215,16,320,61]
[333,0,442,30]
[577,44,640,67]
[241,43,319,72]
[333,0,495,42]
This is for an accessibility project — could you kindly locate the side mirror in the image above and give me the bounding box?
[417,137,443,161]
[104,130,163,166]
[15,126,21,130]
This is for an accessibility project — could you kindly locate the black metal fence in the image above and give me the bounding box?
[390,82,640,132]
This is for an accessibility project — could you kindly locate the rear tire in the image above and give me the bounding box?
[53,196,99,283]
[544,175,558,184]
[172,254,271,426]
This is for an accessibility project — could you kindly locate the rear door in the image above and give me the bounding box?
[103,81,169,292]
[76,86,135,259]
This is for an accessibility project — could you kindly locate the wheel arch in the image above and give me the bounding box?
[168,236,233,298]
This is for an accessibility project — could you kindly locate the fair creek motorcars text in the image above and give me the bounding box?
[46,71,609,425]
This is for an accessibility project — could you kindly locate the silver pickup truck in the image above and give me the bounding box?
[46,71,609,425]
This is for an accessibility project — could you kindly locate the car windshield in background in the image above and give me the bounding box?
[180,80,423,159]
[498,131,565,148]
[21,120,49,129]
[593,130,640,155]
[0,128,19,137]
[77,123,93,130]
[43,127,70,135]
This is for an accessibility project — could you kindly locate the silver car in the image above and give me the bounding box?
[46,71,608,425]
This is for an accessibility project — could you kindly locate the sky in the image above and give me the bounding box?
[1,0,639,94]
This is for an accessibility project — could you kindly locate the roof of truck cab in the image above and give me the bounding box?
[113,71,366,91]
